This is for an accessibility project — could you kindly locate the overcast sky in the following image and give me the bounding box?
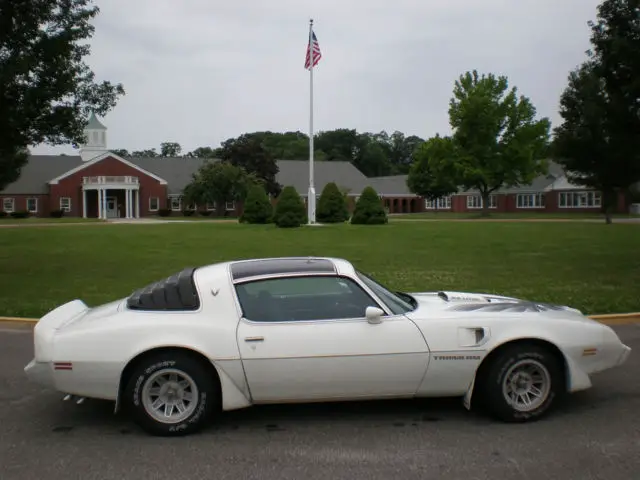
[33,0,603,156]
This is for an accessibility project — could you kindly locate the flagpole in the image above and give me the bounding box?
[307,18,316,224]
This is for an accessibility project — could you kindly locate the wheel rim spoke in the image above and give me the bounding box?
[141,368,200,425]
[501,359,552,412]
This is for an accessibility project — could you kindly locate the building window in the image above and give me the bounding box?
[2,198,14,213]
[558,191,602,208]
[226,200,235,210]
[60,197,71,212]
[149,197,159,211]
[425,195,452,209]
[516,193,545,209]
[186,202,196,210]
[26,198,38,213]
[206,202,215,211]
[467,195,497,209]
[169,196,182,211]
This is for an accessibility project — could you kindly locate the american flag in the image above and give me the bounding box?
[305,30,322,69]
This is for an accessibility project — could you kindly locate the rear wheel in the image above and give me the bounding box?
[123,352,220,436]
[477,344,565,422]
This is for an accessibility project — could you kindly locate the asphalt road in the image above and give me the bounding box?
[1,322,639,480]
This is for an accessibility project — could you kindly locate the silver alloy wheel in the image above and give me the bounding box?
[141,368,199,424]
[501,359,551,412]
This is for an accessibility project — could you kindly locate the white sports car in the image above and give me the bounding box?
[24,257,631,436]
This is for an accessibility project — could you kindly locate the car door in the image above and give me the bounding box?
[234,274,430,403]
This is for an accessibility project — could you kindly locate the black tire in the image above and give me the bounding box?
[123,351,220,436]
[476,344,565,423]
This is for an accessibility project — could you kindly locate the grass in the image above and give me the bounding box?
[391,212,640,220]
[0,221,639,318]
[0,217,104,224]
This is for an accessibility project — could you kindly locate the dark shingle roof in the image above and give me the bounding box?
[0,154,375,196]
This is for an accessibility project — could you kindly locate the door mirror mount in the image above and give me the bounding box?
[365,306,385,324]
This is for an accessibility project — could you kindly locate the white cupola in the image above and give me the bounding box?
[79,112,108,161]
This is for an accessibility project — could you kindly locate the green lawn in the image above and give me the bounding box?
[0,221,639,318]
[0,217,104,224]
[390,212,640,220]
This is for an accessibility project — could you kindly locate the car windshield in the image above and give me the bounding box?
[355,270,417,315]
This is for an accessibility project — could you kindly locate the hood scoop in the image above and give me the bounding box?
[437,291,507,304]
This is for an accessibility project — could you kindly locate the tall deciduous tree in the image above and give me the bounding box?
[0,0,125,190]
[407,135,458,211]
[552,0,640,224]
[183,161,259,216]
[160,142,182,157]
[445,70,551,216]
[218,134,281,197]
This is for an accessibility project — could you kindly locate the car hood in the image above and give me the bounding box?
[405,290,589,321]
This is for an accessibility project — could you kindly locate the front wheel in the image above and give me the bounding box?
[477,344,565,422]
[123,352,220,436]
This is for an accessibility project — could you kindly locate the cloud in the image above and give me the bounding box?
[32,0,603,155]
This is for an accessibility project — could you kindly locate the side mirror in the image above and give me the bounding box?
[365,306,385,324]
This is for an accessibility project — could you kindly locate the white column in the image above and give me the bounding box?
[124,189,129,219]
[82,189,87,218]
[136,190,140,218]
[102,188,107,219]
[98,189,103,219]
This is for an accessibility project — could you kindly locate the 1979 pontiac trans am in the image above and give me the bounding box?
[24,257,631,436]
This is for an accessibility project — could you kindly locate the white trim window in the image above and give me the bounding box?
[425,195,452,209]
[467,194,497,209]
[516,193,545,209]
[558,191,602,208]
[206,202,216,211]
[169,196,182,211]
[2,197,15,213]
[59,197,71,212]
[226,200,235,210]
[26,197,38,213]
[149,197,159,211]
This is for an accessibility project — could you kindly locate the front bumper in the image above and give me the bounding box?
[24,358,55,388]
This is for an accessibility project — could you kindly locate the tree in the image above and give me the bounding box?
[160,142,182,157]
[552,0,640,224]
[273,186,307,228]
[0,0,125,191]
[316,182,349,223]
[131,149,158,157]
[444,70,551,216]
[185,147,216,158]
[183,161,258,216]
[218,134,281,197]
[111,149,130,157]
[407,135,458,211]
[240,184,273,224]
[351,186,387,225]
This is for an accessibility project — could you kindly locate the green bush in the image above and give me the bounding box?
[49,209,64,218]
[182,209,196,216]
[317,182,349,223]
[273,185,307,228]
[10,210,29,219]
[157,208,171,217]
[0,211,8,218]
[240,184,273,224]
[351,186,388,225]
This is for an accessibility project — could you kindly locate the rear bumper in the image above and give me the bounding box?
[618,344,632,366]
[24,358,55,388]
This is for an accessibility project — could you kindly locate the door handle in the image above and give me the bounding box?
[244,336,264,343]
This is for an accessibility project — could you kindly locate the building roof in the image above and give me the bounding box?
[0,154,376,196]
[0,153,574,198]
[86,112,107,130]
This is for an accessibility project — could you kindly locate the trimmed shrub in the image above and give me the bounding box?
[182,209,196,216]
[317,182,349,223]
[0,211,8,218]
[199,210,212,216]
[240,184,273,224]
[351,186,388,225]
[157,208,171,217]
[49,209,64,218]
[273,185,307,228]
[10,210,29,219]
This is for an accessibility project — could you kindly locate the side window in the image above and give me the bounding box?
[235,275,381,322]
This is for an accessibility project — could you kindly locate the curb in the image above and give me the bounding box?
[1,313,639,326]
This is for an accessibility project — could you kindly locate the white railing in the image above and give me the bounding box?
[83,176,139,185]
